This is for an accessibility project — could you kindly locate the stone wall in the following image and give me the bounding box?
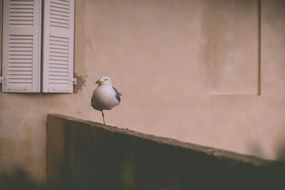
[47,114,285,190]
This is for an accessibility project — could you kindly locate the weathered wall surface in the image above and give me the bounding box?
[1,0,285,184]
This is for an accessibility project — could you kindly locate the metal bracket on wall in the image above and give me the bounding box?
[73,77,77,85]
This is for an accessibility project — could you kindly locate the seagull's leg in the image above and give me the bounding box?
[101,110,106,125]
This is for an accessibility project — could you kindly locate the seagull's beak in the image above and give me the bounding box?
[96,80,102,85]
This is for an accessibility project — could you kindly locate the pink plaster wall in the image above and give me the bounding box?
[1,0,285,184]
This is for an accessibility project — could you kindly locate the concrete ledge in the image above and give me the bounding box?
[47,114,285,190]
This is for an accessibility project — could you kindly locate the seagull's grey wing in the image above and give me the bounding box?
[113,87,122,102]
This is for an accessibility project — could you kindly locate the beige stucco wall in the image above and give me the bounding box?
[1,0,285,184]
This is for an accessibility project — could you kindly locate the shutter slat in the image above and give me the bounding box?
[8,69,33,72]
[2,0,42,92]
[8,71,32,75]
[43,0,74,93]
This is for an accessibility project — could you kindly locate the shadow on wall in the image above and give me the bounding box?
[248,145,285,162]
[0,168,82,190]
[247,135,285,162]
[0,169,46,190]
[276,138,285,162]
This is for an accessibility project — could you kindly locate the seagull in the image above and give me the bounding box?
[91,76,122,125]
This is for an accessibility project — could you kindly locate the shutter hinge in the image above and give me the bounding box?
[73,77,77,85]
[0,76,3,84]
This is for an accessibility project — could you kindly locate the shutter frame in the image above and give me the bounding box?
[42,0,75,93]
[2,0,42,92]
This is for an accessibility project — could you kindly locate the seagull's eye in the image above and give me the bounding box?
[104,79,108,81]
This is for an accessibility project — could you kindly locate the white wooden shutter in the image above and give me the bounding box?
[2,0,42,92]
[42,0,75,93]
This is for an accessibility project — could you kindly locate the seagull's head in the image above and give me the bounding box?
[96,76,112,86]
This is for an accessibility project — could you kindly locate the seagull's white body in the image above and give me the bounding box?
[91,76,121,125]
[92,85,120,111]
